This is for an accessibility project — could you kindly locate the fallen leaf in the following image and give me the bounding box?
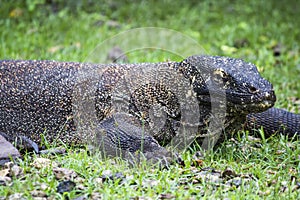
[53,167,77,180]
[9,165,24,177]
[159,193,176,199]
[0,169,9,177]
[30,190,47,198]
[221,168,238,179]
[0,176,12,186]
[32,158,58,169]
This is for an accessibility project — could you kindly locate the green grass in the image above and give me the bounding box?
[0,0,299,199]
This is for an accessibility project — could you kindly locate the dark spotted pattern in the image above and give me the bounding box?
[0,56,299,157]
[180,56,276,113]
[0,60,79,143]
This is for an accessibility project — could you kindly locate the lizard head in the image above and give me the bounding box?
[178,55,276,114]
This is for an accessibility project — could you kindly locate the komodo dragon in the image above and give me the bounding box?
[0,55,299,162]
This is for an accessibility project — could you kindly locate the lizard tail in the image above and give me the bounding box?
[246,107,300,138]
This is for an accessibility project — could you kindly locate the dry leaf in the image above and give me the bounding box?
[32,158,58,169]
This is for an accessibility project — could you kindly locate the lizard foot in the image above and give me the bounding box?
[94,113,179,166]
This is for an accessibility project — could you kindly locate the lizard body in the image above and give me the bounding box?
[0,56,299,162]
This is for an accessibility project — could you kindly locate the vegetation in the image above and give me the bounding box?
[0,0,299,199]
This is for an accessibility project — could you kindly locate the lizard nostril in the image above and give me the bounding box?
[265,90,276,101]
[249,86,259,94]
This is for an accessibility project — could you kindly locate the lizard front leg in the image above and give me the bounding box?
[95,113,178,166]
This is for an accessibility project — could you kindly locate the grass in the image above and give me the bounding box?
[0,0,299,199]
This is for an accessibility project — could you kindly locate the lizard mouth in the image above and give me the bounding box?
[226,90,276,113]
[197,90,276,114]
[227,99,275,114]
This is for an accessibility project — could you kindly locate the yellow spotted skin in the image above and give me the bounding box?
[0,60,82,144]
[0,60,180,147]
[0,56,299,156]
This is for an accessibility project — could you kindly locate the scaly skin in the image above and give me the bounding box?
[0,56,299,162]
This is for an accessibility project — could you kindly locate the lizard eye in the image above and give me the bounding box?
[248,86,259,94]
[212,68,229,83]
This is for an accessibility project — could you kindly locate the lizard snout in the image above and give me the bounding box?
[262,90,276,102]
